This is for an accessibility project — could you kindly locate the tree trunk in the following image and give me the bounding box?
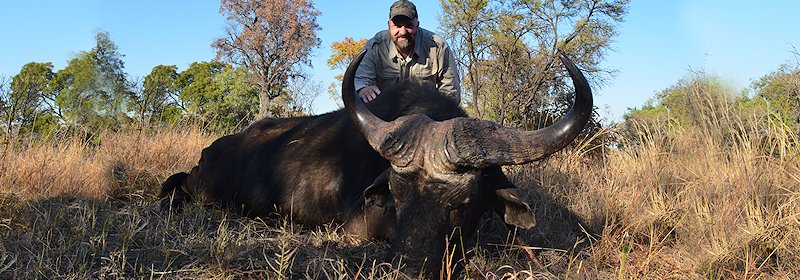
[466,30,482,119]
[258,91,272,119]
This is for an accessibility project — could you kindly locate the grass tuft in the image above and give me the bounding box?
[1,98,798,278]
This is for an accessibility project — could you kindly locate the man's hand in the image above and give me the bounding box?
[357,85,381,103]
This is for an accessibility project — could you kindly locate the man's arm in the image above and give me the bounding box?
[355,45,376,93]
[438,43,461,104]
[355,40,382,102]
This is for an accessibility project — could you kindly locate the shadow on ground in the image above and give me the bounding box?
[0,163,598,279]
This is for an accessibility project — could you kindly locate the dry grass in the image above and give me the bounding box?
[547,120,800,279]
[0,127,211,200]
[0,97,798,278]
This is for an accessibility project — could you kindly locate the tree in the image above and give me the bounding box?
[625,73,738,131]
[0,76,10,141]
[753,63,800,133]
[212,65,260,131]
[285,73,322,114]
[4,63,58,138]
[439,0,493,118]
[92,31,133,127]
[212,0,321,118]
[477,11,538,127]
[133,65,182,128]
[177,61,227,120]
[50,31,133,131]
[51,51,99,128]
[441,0,629,131]
[176,61,259,132]
[326,37,367,108]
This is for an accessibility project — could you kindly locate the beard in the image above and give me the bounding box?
[393,35,414,53]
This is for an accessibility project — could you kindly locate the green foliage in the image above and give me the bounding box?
[624,74,737,134]
[4,62,58,137]
[625,72,795,130]
[441,0,629,132]
[623,71,798,155]
[50,32,133,131]
[52,51,104,128]
[211,66,260,131]
[133,65,181,127]
[177,61,226,117]
[663,75,736,127]
[752,64,800,132]
[177,61,258,132]
[3,30,289,139]
[29,113,60,137]
[92,32,133,124]
[439,0,495,118]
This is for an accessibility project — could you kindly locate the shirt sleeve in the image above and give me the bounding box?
[355,40,378,92]
[438,43,461,104]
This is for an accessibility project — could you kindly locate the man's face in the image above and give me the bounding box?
[388,16,418,54]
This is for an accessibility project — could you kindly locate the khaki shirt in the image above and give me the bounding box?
[355,28,461,104]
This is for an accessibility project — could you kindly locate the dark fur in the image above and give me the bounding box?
[160,81,540,278]
[162,82,467,239]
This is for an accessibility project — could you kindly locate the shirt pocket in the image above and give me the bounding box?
[412,63,437,84]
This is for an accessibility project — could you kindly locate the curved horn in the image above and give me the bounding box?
[448,52,593,167]
[342,51,402,151]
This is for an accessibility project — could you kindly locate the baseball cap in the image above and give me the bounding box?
[389,0,417,20]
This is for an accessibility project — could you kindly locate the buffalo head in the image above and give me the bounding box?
[342,50,593,273]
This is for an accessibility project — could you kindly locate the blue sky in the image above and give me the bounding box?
[1,1,798,122]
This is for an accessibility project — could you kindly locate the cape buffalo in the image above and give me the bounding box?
[161,51,592,275]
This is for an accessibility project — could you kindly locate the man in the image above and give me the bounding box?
[355,0,461,104]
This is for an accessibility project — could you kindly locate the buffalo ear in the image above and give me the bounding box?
[363,169,394,208]
[494,188,536,229]
[483,167,536,228]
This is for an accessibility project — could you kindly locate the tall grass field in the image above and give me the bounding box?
[1,83,798,279]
